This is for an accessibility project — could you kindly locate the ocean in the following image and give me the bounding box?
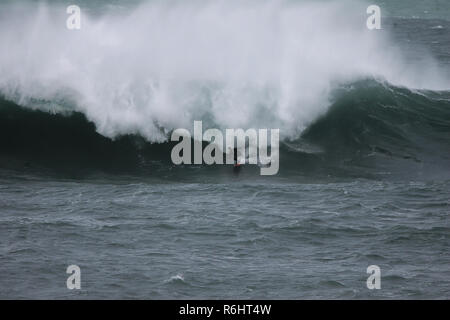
[0,0,449,299]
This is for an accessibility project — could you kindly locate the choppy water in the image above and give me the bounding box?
[1,174,449,299]
[0,0,449,299]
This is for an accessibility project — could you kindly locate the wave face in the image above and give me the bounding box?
[0,0,449,142]
[2,80,449,180]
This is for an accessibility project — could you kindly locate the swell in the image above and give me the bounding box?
[282,80,450,179]
[1,80,449,180]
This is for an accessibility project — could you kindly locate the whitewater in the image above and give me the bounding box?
[0,0,448,143]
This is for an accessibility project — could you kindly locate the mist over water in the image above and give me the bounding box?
[0,0,448,142]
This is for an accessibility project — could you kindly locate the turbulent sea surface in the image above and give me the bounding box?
[0,0,449,299]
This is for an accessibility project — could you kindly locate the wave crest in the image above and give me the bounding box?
[0,0,448,142]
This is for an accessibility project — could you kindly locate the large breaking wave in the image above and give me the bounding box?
[0,0,448,140]
[1,80,449,179]
[0,0,449,179]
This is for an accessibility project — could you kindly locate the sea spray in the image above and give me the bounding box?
[0,0,448,143]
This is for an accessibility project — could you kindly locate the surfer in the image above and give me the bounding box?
[233,147,240,167]
[233,147,242,174]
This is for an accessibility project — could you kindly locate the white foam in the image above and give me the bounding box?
[164,273,185,283]
[0,0,448,142]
